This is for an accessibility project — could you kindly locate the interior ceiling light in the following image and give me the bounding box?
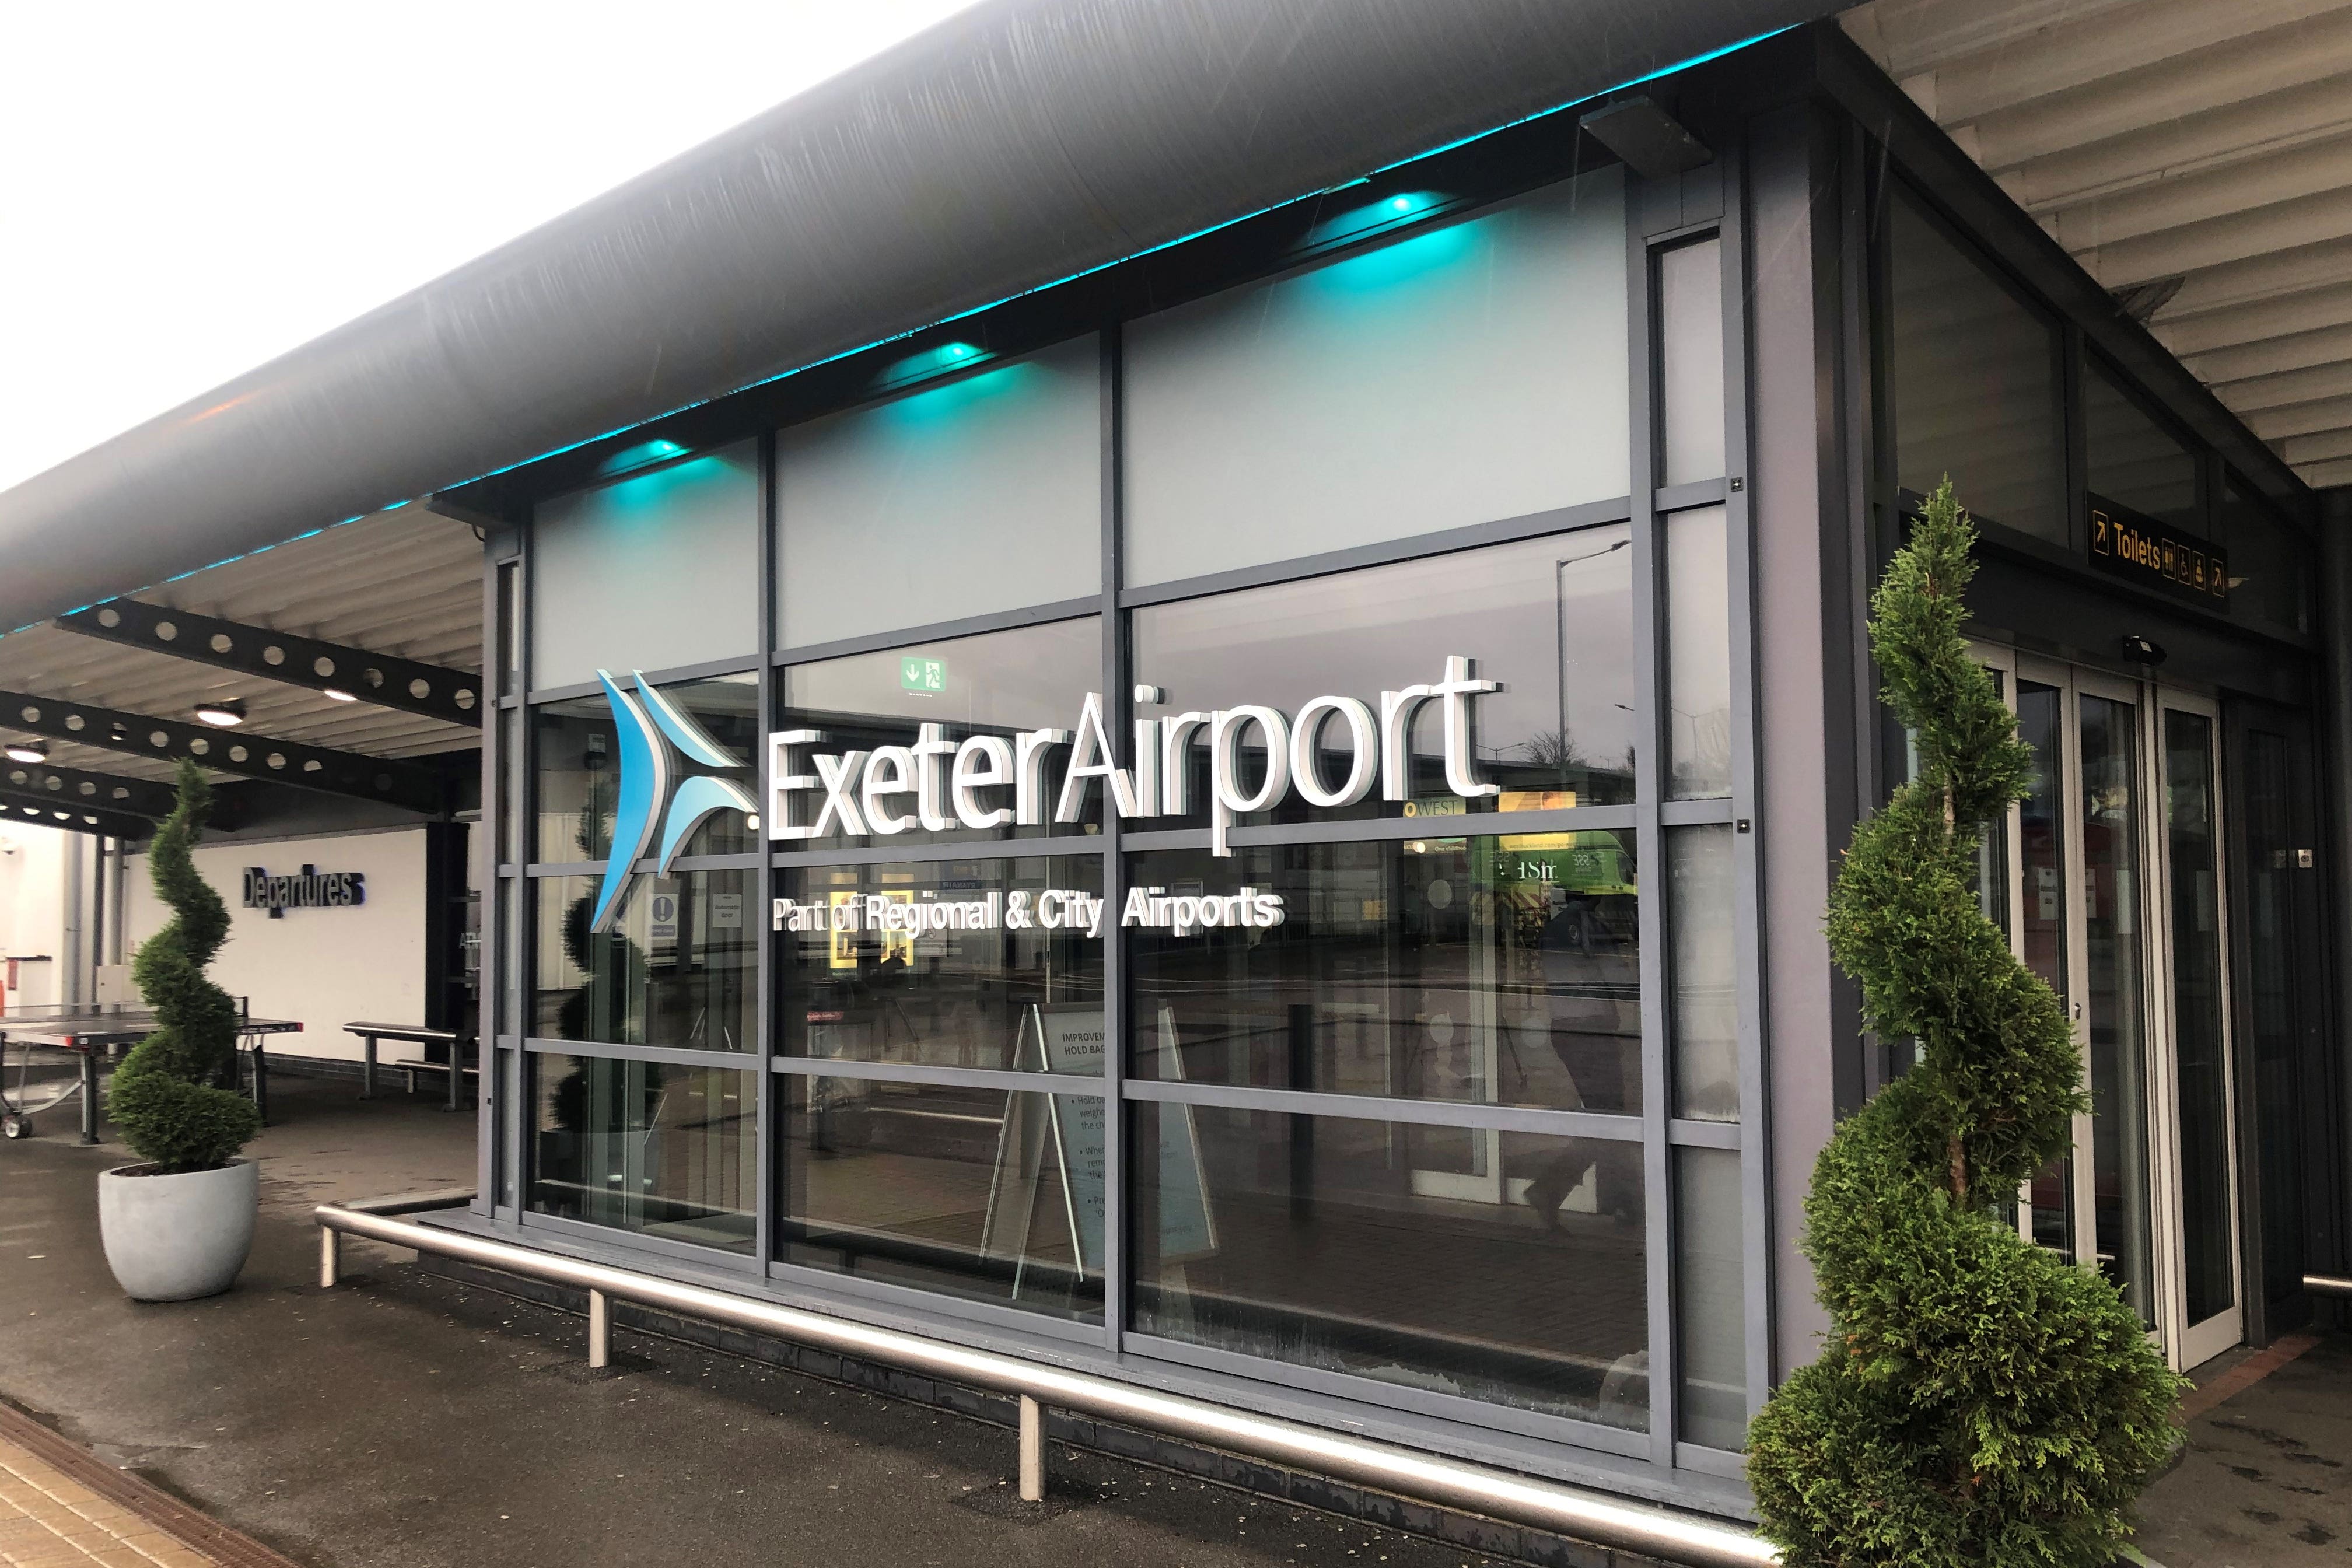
[322,687,359,703]
[194,698,247,727]
[3,739,47,764]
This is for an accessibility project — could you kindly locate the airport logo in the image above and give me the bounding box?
[593,670,757,932]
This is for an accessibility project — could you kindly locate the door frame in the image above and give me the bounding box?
[1973,642,2245,1370]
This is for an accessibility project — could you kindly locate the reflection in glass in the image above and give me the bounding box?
[530,1052,755,1252]
[1670,827,1738,1119]
[1659,239,1725,488]
[2220,477,2311,634]
[777,337,1101,649]
[1675,1145,1745,1449]
[2085,365,2199,536]
[1132,1102,1648,1428]
[2166,710,2235,1327]
[1974,670,2010,933]
[2081,694,2152,1322]
[775,859,1104,1071]
[2016,680,2073,1257]
[1124,168,1629,586]
[779,1074,1106,1320]
[778,618,1102,847]
[2241,729,2310,1304]
[1132,528,1635,822]
[1665,506,1732,799]
[1889,191,2062,543]
[534,870,757,1051]
[534,674,760,864]
[1129,836,1639,1114]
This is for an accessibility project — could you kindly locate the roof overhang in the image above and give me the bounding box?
[0,0,1845,634]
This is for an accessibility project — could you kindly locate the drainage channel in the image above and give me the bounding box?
[316,1196,1776,1567]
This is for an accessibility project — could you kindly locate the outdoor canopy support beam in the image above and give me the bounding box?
[0,760,177,820]
[0,688,446,816]
[55,600,482,729]
[0,791,155,841]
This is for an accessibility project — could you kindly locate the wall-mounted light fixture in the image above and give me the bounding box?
[2,738,47,764]
[2120,635,2167,666]
[194,698,247,727]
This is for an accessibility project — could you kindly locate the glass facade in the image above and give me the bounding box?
[499,152,1758,1489]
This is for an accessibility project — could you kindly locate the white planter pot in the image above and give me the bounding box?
[97,1158,258,1301]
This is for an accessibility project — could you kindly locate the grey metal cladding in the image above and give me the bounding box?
[0,0,1842,634]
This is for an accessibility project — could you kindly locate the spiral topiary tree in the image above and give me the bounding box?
[1745,481,2183,1566]
[107,758,261,1172]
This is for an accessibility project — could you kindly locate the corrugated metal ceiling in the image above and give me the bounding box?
[1842,0,2352,490]
[0,508,481,795]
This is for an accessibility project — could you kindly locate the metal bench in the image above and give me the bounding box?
[344,1022,477,1112]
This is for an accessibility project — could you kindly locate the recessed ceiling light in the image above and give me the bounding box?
[193,699,247,727]
[3,740,47,764]
[322,688,358,703]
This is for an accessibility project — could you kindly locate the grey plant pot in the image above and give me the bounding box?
[97,1158,258,1301]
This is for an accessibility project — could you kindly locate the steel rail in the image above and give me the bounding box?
[314,1199,1774,1566]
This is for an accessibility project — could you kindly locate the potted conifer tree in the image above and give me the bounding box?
[97,758,264,1301]
[1745,481,2183,1565]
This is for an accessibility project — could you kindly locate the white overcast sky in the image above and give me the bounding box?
[0,1,979,499]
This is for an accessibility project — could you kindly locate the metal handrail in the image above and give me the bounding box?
[314,1199,1775,1566]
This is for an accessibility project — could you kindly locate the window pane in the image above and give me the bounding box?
[777,617,1101,848]
[775,857,1104,1071]
[1675,1144,1746,1449]
[1124,170,1629,585]
[534,674,758,863]
[2220,476,2311,634]
[2085,364,2199,535]
[2164,709,2234,1326]
[778,337,1101,649]
[1889,191,2062,544]
[531,443,760,688]
[1669,826,1738,1120]
[534,869,757,1052]
[1131,528,1636,825]
[779,1074,1105,1321]
[1129,835,1639,1114]
[1665,505,1732,800]
[531,1052,755,1252]
[1133,1102,1648,1428]
[1659,239,1725,487]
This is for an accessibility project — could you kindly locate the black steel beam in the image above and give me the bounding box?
[0,760,177,819]
[0,690,446,816]
[56,600,482,727]
[0,790,153,841]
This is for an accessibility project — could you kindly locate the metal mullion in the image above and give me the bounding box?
[770,834,1106,870]
[525,1037,763,1071]
[477,541,502,1217]
[1653,479,1729,513]
[2060,676,2097,1268]
[1720,132,1774,1424]
[528,650,764,706]
[1628,191,1676,1466]
[769,597,1103,668]
[1657,800,1734,828]
[769,1056,1105,1098]
[1122,1077,1641,1143]
[1114,495,1635,610]
[1666,1118,1741,1151]
[1100,322,1129,1356]
[757,428,779,1269]
[1118,806,1637,853]
[510,509,538,1220]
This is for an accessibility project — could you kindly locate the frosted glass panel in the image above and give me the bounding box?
[1124,169,1630,586]
[533,443,760,688]
[1665,505,1732,800]
[1658,239,1725,487]
[778,337,1101,648]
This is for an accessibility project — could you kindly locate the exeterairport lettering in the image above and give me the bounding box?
[768,654,1500,857]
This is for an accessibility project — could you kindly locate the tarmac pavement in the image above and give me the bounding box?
[0,1073,1529,1568]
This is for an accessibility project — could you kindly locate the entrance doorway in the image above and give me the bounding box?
[1974,647,2243,1370]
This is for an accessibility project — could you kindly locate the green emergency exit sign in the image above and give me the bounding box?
[900,656,947,693]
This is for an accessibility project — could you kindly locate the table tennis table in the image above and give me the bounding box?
[0,1000,301,1144]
